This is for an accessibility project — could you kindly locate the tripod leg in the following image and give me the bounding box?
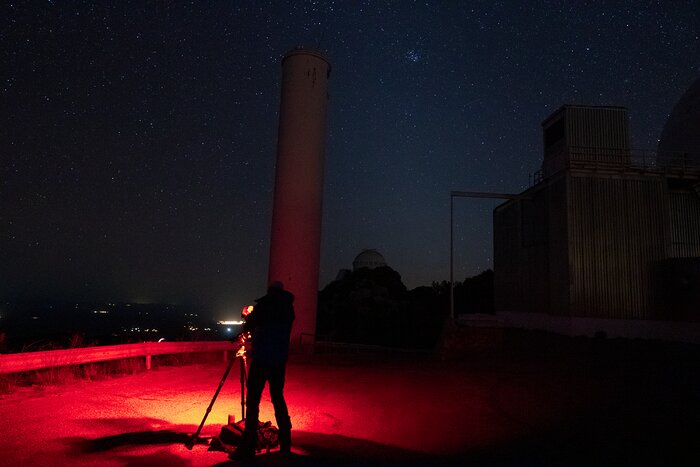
[240,356,246,421]
[186,352,236,449]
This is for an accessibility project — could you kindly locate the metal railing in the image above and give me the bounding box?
[531,146,700,185]
[569,146,700,171]
[0,340,232,375]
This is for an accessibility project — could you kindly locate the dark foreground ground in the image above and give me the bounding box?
[1,329,699,466]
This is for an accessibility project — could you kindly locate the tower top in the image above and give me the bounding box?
[282,47,331,76]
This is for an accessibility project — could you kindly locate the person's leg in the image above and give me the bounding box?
[268,362,291,453]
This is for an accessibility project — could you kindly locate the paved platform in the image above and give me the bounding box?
[1,330,699,465]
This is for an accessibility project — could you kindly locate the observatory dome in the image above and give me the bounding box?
[352,249,387,271]
[658,76,700,167]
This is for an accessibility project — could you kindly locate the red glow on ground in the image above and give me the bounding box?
[1,334,698,465]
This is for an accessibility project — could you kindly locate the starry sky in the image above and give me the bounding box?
[2,1,699,317]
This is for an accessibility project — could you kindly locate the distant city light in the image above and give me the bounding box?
[217,320,244,325]
[93,310,109,314]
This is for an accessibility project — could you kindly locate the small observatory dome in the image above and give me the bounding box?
[352,249,387,271]
[658,76,700,167]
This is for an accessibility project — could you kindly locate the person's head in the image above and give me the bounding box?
[268,281,284,293]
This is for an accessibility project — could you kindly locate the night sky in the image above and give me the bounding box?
[2,1,699,317]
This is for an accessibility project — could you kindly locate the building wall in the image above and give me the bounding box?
[494,199,523,312]
[548,174,571,314]
[567,173,669,320]
[564,106,630,150]
[494,173,569,315]
[520,186,551,313]
[668,190,700,258]
[542,106,630,177]
[495,172,688,321]
[658,188,700,321]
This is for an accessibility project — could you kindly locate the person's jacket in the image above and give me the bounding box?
[244,288,295,364]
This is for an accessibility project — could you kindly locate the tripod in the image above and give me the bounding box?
[186,336,248,449]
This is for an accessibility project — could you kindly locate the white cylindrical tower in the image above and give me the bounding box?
[268,48,331,348]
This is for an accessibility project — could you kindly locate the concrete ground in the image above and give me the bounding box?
[1,329,699,466]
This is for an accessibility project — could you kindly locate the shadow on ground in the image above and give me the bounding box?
[77,430,197,452]
[65,418,198,453]
[69,421,435,466]
[67,419,700,466]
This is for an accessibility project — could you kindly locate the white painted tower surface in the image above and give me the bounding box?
[268,48,331,348]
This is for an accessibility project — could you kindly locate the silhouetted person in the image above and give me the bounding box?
[234,281,295,460]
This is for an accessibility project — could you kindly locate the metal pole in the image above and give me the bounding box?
[448,190,528,324]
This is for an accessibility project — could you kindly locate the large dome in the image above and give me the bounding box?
[352,249,387,271]
[658,76,700,167]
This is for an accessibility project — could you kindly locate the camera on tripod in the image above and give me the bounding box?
[186,304,254,449]
[231,305,254,356]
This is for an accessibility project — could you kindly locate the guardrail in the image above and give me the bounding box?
[0,340,233,375]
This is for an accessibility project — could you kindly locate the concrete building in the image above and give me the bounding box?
[494,88,700,342]
[268,48,331,347]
